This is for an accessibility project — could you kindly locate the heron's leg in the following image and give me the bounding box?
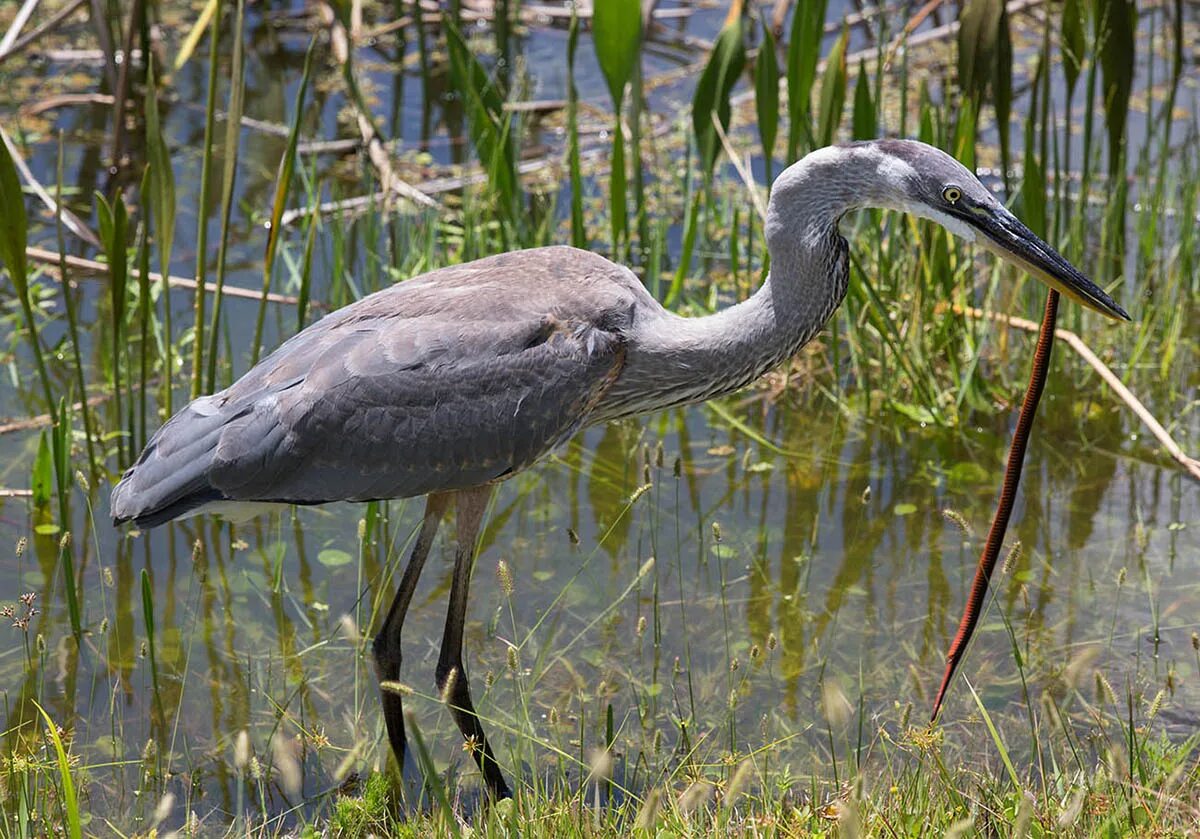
[434,485,512,799]
[372,493,451,776]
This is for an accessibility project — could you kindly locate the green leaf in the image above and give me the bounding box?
[592,0,642,110]
[32,702,81,839]
[992,5,1012,182]
[893,503,918,516]
[318,549,354,568]
[0,130,28,294]
[144,60,175,281]
[1021,59,1047,238]
[692,15,747,176]
[254,37,315,366]
[567,9,585,248]
[957,0,1003,106]
[31,431,53,507]
[785,0,827,159]
[816,24,848,148]
[754,18,780,171]
[851,58,875,140]
[1096,0,1135,174]
[446,22,518,217]
[96,192,129,328]
[1061,0,1085,94]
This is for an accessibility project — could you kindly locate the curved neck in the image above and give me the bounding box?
[606,151,867,417]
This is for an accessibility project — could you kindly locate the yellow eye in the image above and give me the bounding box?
[942,186,962,204]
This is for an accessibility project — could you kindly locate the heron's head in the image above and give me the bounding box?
[776,140,1130,321]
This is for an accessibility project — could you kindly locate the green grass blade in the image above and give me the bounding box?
[253,37,314,366]
[31,701,81,839]
[190,0,223,399]
[206,0,246,392]
[567,7,585,248]
[592,0,641,112]
[693,15,746,176]
[965,679,1023,790]
[786,0,827,160]
[816,24,847,148]
[0,129,57,418]
[851,58,875,140]
[754,16,779,185]
[145,58,176,416]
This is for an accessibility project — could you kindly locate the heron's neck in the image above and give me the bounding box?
[608,199,851,416]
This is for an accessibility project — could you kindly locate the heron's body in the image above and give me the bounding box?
[110,141,1127,799]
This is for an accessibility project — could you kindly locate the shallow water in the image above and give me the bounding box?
[0,0,1197,831]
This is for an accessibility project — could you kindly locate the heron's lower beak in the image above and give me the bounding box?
[973,207,1131,321]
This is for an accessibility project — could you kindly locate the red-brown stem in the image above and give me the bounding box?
[931,289,1060,721]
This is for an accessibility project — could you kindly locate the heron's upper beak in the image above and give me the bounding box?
[969,205,1130,321]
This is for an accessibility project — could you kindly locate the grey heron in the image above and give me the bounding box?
[110,139,1128,800]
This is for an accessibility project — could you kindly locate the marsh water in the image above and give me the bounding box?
[0,0,1198,830]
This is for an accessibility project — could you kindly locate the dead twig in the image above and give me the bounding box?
[24,245,304,306]
[0,127,101,249]
[954,303,1200,482]
[0,0,43,57]
[316,1,438,212]
[0,392,110,436]
[0,0,86,63]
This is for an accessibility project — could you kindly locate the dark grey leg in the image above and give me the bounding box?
[372,493,451,779]
[434,486,512,799]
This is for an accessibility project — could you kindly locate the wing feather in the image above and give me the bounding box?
[110,247,644,526]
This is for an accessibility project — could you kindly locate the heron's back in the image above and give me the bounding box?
[111,247,655,527]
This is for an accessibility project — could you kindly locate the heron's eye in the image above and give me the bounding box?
[942,186,962,204]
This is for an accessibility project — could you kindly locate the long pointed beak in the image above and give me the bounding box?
[972,207,1131,321]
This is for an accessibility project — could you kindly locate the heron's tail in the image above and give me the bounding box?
[110,398,230,528]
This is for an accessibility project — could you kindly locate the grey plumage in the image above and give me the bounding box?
[111,248,641,525]
[110,140,1128,797]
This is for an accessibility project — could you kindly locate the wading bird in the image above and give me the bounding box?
[111,140,1128,800]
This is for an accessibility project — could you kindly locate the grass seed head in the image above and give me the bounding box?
[74,470,89,493]
[151,792,175,828]
[1147,688,1165,721]
[339,614,359,643]
[636,615,647,638]
[586,747,613,784]
[496,559,514,597]
[677,780,713,815]
[941,508,972,538]
[440,666,459,703]
[634,788,662,830]
[272,736,303,799]
[234,730,250,771]
[1001,539,1022,576]
[766,632,777,651]
[723,759,753,809]
[821,681,852,729]
[15,536,26,557]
